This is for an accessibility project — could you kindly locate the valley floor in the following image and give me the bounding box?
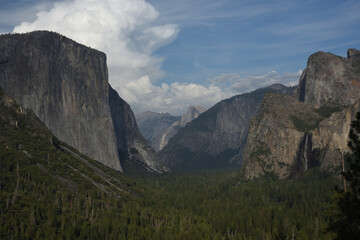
[1,159,340,239]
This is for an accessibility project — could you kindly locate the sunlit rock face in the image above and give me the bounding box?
[158,105,207,151]
[136,111,181,151]
[242,93,360,179]
[0,31,162,173]
[136,106,206,152]
[160,84,295,171]
[296,49,360,108]
[243,49,360,179]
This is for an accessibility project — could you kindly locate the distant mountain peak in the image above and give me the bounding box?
[179,105,207,127]
[266,83,287,90]
[136,105,207,152]
[160,84,295,171]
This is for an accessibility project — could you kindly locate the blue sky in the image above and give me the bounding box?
[1,0,359,115]
[149,0,360,83]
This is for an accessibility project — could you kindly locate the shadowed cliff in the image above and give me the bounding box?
[0,31,161,173]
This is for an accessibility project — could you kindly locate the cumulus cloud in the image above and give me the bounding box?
[118,76,232,115]
[14,0,179,81]
[12,0,302,115]
[117,69,302,115]
[13,0,182,107]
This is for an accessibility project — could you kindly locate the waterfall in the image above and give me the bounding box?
[295,132,313,176]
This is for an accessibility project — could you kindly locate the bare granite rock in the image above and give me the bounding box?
[136,111,180,151]
[136,106,206,152]
[0,31,161,173]
[243,49,360,179]
[160,84,295,170]
[109,88,162,173]
[158,106,207,151]
[242,93,360,179]
[296,49,360,108]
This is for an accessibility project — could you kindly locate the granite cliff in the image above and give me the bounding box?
[109,88,161,173]
[136,111,180,151]
[296,49,360,107]
[160,84,295,170]
[136,106,206,151]
[0,31,161,173]
[242,49,360,179]
[158,105,206,151]
[0,89,131,196]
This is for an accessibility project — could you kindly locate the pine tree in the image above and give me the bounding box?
[328,112,360,239]
[275,218,288,240]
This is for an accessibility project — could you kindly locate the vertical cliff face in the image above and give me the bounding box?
[296,49,360,108]
[242,93,360,179]
[311,101,360,169]
[109,87,162,173]
[136,106,206,152]
[160,84,295,170]
[243,49,360,179]
[158,105,207,151]
[0,31,161,173]
[136,111,180,151]
[0,31,122,171]
[178,106,207,127]
[242,94,319,179]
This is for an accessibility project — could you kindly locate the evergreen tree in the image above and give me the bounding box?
[328,112,360,239]
[275,218,288,240]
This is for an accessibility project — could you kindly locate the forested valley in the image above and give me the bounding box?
[5,80,360,240]
[0,90,345,239]
[1,156,341,240]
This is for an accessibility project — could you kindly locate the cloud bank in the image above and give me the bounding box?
[210,70,302,94]
[13,0,181,109]
[121,75,232,114]
[13,0,302,115]
[121,69,302,115]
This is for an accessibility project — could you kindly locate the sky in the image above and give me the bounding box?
[0,0,359,115]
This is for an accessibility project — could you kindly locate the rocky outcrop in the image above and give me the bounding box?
[178,105,207,127]
[242,93,360,179]
[0,31,161,173]
[296,49,360,108]
[136,111,180,151]
[243,49,360,179]
[159,106,207,151]
[136,106,206,151]
[160,84,295,170]
[109,88,162,173]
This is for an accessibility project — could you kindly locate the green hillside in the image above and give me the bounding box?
[0,90,137,238]
[0,90,340,239]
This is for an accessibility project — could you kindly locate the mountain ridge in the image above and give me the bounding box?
[160,84,296,170]
[136,105,206,151]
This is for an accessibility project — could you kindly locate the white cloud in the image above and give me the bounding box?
[117,69,302,115]
[12,0,303,116]
[14,0,179,82]
[117,76,232,115]
[13,0,180,103]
